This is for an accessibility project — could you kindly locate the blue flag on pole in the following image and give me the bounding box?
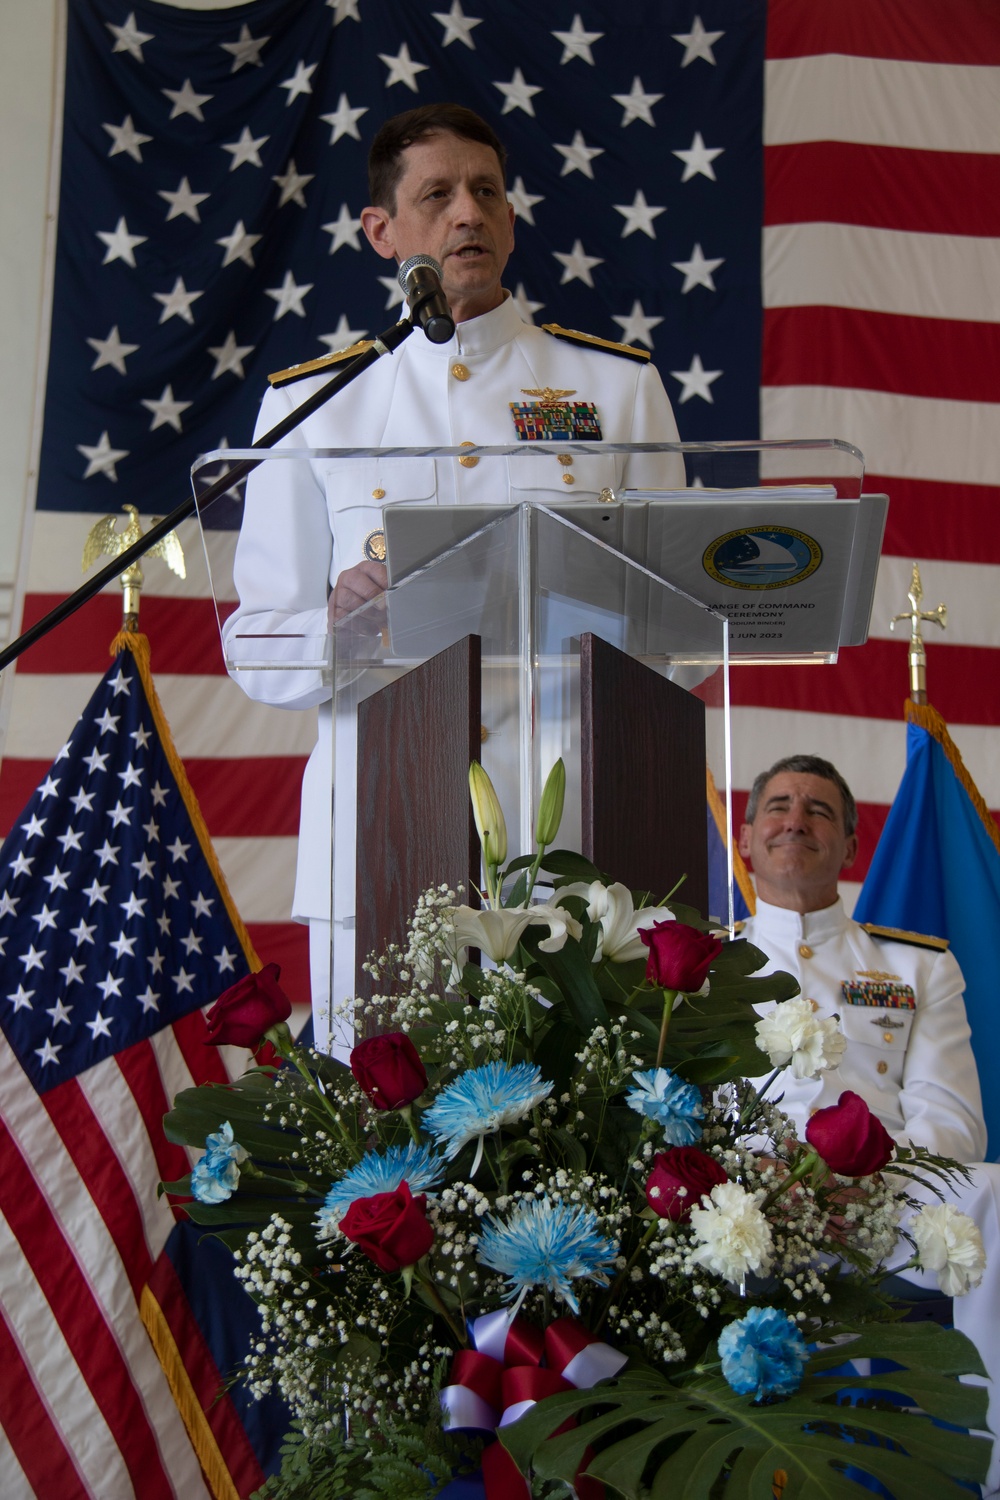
[854,702,1000,1161]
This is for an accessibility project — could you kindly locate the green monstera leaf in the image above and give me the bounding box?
[500,1323,989,1499]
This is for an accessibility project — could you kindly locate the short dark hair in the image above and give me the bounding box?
[367,104,508,212]
[744,755,858,837]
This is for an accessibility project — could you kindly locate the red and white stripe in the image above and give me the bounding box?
[0,1013,230,1498]
[753,0,1000,910]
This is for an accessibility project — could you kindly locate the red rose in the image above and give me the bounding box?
[805,1090,895,1177]
[645,1147,729,1222]
[351,1032,427,1111]
[339,1181,434,1272]
[640,920,722,992]
[205,964,292,1049]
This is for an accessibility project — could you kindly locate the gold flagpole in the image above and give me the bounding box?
[889,562,946,704]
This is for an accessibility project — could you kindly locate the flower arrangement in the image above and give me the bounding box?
[164,762,990,1499]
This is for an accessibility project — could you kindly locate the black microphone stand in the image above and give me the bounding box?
[0,314,420,675]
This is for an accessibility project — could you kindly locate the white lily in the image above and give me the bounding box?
[556,879,675,962]
[449,903,582,965]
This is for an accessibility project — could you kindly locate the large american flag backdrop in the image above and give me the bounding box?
[3,0,1000,1011]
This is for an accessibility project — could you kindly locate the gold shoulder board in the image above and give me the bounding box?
[859,922,950,952]
[541,323,650,364]
[268,341,375,389]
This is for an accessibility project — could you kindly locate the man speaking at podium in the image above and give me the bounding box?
[225,102,685,1049]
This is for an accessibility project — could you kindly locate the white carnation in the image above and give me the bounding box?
[755,996,847,1080]
[688,1180,774,1282]
[910,1202,986,1296]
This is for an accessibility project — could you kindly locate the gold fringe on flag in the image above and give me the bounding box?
[109,630,261,971]
[140,1287,241,1500]
[905,698,1000,860]
[706,766,756,916]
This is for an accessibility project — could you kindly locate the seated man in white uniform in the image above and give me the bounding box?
[224,103,685,1049]
[738,753,1000,1498]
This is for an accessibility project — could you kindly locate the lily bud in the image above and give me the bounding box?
[535,758,566,847]
[469,761,507,867]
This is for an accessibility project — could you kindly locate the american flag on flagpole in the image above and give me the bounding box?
[0,631,272,1497]
[2,0,999,956]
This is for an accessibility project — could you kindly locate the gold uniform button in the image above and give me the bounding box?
[372,487,386,500]
[562,473,575,485]
[798,944,813,958]
[877,1061,888,1075]
[883,1032,894,1043]
[558,453,573,467]
[458,441,479,468]
[451,362,470,381]
[808,998,819,1012]
[480,725,489,743]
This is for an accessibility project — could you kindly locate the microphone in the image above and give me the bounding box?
[397,254,455,344]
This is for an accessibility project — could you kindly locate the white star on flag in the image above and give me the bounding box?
[102,115,153,163]
[222,126,268,171]
[379,43,430,91]
[494,67,542,116]
[265,271,314,320]
[512,283,544,322]
[673,131,724,182]
[221,24,270,71]
[552,15,603,65]
[329,0,360,22]
[77,431,129,482]
[553,240,604,287]
[153,277,203,325]
[207,332,254,380]
[161,79,213,121]
[141,385,193,432]
[673,16,724,66]
[216,221,262,268]
[434,1,483,48]
[157,177,210,223]
[323,204,363,253]
[612,76,663,127]
[670,353,723,403]
[378,275,406,309]
[96,218,147,268]
[280,61,318,104]
[319,316,369,352]
[508,176,544,224]
[614,189,666,238]
[672,243,724,292]
[273,160,315,208]
[321,93,369,143]
[554,131,604,179]
[87,327,139,375]
[105,12,153,62]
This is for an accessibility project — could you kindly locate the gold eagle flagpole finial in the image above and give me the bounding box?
[82,504,186,633]
[889,562,946,704]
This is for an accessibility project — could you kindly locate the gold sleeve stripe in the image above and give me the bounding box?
[541,323,651,363]
[269,341,374,388]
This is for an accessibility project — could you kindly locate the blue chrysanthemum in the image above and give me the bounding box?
[316,1142,446,1239]
[423,1061,553,1169]
[625,1067,704,1144]
[477,1198,618,1314]
[718,1306,809,1400]
[191,1121,247,1205]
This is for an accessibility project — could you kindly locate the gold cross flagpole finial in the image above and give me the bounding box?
[82,505,186,633]
[889,562,946,704]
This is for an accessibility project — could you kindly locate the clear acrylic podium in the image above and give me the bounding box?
[193,439,872,1049]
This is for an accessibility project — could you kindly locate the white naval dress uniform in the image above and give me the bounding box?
[224,294,684,1044]
[744,896,1000,1494]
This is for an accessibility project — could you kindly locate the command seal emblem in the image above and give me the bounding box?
[702,526,822,590]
